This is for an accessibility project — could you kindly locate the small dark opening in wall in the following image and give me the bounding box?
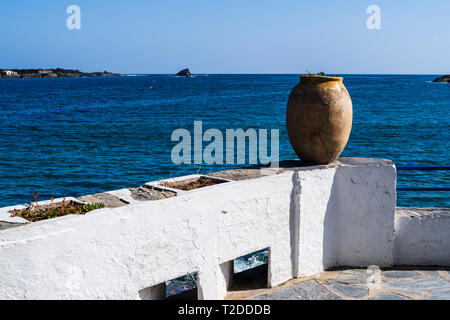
[229,248,269,291]
[138,272,198,300]
[165,272,198,300]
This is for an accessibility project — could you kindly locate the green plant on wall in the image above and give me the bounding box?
[305,71,340,77]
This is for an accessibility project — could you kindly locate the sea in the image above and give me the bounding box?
[0,74,448,209]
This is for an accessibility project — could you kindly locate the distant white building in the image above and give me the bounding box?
[2,70,18,76]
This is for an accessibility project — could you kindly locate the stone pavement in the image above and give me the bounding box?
[247,268,450,300]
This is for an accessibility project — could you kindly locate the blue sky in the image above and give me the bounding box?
[1,0,449,74]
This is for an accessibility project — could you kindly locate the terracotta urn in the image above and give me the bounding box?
[286,75,352,164]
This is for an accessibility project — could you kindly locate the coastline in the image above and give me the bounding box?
[0,68,121,79]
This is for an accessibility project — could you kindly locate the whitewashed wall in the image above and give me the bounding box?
[394,208,450,266]
[0,158,399,299]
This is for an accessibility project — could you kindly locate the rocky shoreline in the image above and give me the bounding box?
[433,75,450,83]
[0,68,121,79]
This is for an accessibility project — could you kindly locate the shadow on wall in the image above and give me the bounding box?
[288,160,339,277]
[322,162,396,269]
[286,158,341,275]
[289,171,300,278]
[323,172,339,270]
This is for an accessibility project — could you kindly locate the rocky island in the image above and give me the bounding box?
[0,68,121,79]
[175,68,191,77]
[433,75,450,83]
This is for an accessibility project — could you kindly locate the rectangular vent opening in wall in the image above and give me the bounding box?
[165,272,198,300]
[138,272,198,300]
[160,175,228,191]
[229,248,269,292]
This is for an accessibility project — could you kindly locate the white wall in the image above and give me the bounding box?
[0,173,295,299]
[0,158,399,300]
[295,167,339,276]
[394,208,450,266]
[335,165,396,267]
[294,160,397,276]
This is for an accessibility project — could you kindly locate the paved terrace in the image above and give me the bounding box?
[226,266,450,300]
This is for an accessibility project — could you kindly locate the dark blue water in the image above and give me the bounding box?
[0,75,448,207]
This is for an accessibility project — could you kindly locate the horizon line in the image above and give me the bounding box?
[120,73,445,75]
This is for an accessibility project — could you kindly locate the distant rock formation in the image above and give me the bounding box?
[176,68,191,77]
[433,75,450,83]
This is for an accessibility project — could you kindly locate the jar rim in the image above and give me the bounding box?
[300,75,343,82]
